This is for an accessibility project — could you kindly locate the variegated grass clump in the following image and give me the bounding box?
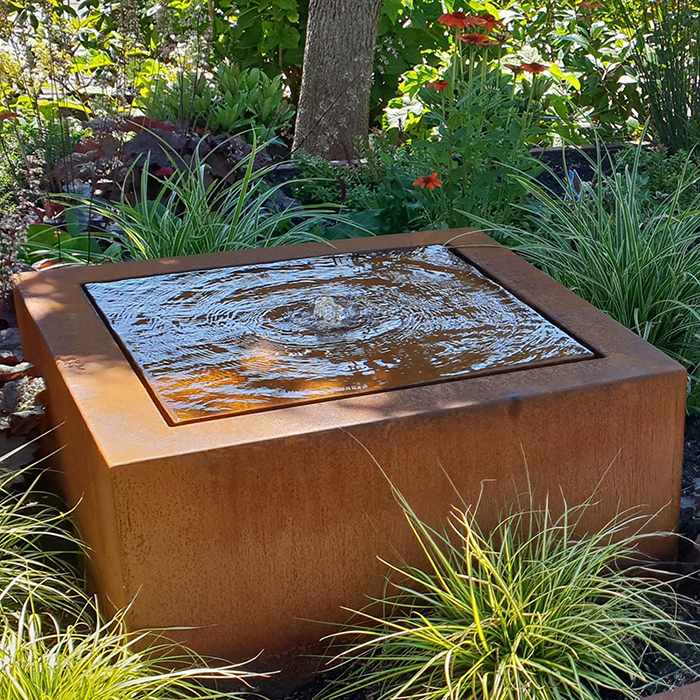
[64,133,352,261]
[0,444,84,623]
[0,442,265,697]
[0,600,263,699]
[321,488,696,700]
[473,143,700,404]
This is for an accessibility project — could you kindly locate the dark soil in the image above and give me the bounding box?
[680,416,700,549]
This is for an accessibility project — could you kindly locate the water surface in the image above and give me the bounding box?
[86,245,593,424]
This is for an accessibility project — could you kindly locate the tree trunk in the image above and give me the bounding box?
[292,0,382,160]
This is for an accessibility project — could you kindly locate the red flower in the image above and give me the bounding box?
[458,32,500,47]
[428,80,449,92]
[154,166,176,178]
[437,11,470,28]
[506,64,524,75]
[460,15,489,27]
[413,172,443,191]
[437,12,503,31]
[0,111,18,121]
[521,62,548,74]
[481,14,504,31]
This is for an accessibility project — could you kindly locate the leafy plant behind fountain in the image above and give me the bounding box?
[320,483,696,700]
[606,0,700,152]
[138,63,295,141]
[474,143,700,408]
[61,135,351,261]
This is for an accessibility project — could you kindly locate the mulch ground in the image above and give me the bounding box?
[680,416,700,550]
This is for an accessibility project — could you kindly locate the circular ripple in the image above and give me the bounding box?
[86,245,590,419]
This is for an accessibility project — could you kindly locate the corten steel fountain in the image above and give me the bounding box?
[15,229,685,670]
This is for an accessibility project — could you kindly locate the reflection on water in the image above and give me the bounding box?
[85,245,593,423]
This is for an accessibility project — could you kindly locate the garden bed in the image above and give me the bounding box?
[6,236,700,697]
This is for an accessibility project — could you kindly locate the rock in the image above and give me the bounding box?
[0,362,32,382]
[50,151,101,185]
[682,533,700,564]
[681,495,697,512]
[0,433,40,480]
[0,349,23,365]
[0,327,22,352]
[0,376,46,421]
[265,189,302,213]
[0,311,45,481]
[7,407,44,436]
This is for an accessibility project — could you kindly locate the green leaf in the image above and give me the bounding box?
[549,64,581,91]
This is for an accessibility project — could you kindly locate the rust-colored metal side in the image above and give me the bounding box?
[14,229,686,671]
[14,291,129,612]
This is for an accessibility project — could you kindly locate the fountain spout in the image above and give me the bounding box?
[312,296,347,330]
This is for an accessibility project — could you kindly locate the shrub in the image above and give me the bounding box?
[475,145,700,400]
[63,135,350,260]
[321,486,694,700]
[617,145,700,210]
[294,15,550,235]
[295,65,543,234]
[0,601,262,699]
[608,0,700,152]
[293,141,425,235]
[408,64,541,229]
[139,63,295,141]
[291,152,368,207]
[0,446,84,623]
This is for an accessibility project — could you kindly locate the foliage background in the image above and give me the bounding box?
[0,0,640,141]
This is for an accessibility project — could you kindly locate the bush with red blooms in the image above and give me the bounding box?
[392,10,546,230]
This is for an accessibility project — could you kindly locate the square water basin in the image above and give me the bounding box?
[84,244,593,424]
[14,229,685,671]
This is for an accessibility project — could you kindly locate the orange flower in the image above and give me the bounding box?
[521,62,548,74]
[480,14,505,31]
[437,12,470,28]
[460,15,489,27]
[458,32,500,47]
[0,111,18,121]
[413,172,443,191]
[427,80,449,92]
[439,12,504,31]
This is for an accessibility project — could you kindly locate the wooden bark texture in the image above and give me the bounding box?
[292,0,382,159]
